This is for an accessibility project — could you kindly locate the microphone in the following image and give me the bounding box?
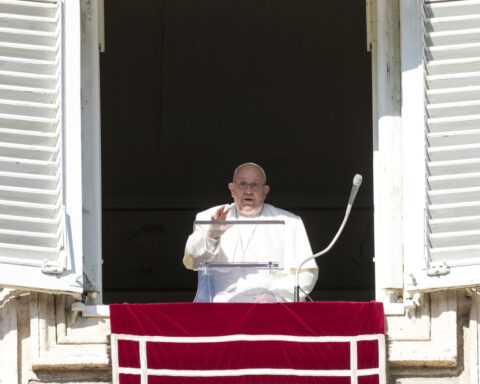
[348,174,363,206]
[293,174,363,302]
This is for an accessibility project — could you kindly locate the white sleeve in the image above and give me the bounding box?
[183,221,221,270]
[293,219,318,270]
[183,206,232,270]
[297,267,319,300]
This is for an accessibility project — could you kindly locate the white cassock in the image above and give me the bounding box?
[183,203,318,302]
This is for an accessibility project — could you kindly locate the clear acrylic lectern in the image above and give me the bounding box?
[192,220,285,303]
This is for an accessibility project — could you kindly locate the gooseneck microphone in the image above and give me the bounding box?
[293,174,363,302]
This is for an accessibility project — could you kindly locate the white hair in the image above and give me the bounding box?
[233,162,267,183]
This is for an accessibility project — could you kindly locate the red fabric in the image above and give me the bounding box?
[146,341,350,370]
[117,340,140,368]
[357,340,379,369]
[110,302,385,384]
[110,302,385,336]
[358,376,380,384]
[119,374,141,384]
[146,377,351,384]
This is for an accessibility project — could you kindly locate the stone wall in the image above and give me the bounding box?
[0,290,110,384]
[1,289,480,383]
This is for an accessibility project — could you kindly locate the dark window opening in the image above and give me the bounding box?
[100,0,374,303]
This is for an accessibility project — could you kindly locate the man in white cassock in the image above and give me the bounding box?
[183,162,318,302]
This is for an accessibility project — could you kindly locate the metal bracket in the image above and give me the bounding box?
[426,260,450,276]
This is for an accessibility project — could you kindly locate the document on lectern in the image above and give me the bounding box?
[193,220,285,303]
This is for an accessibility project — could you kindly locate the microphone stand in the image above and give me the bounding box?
[293,175,362,302]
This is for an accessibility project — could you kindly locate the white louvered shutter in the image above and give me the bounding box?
[420,0,480,290]
[0,0,83,294]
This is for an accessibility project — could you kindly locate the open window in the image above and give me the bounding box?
[402,0,480,292]
[0,0,83,294]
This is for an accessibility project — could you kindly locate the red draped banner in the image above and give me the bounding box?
[110,302,385,384]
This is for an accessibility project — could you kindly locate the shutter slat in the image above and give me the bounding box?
[0,127,58,146]
[427,57,480,75]
[429,158,480,175]
[0,184,58,204]
[0,56,58,75]
[0,27,57,46]
[0,99,58,118]
[0,227,59,248]
[0,142,58,161]
[430,229,480,247]
[429,201,480,219]
[427,100,480,117]
[0,1,57,18]
[430,215,480,232]
[0,85,57,103]
[0,212,58,233]
[428,129,480,146]
[0,170,59,190]
[0,198,59,219]
[429,172,480,189]
[429,186,480,204]
[0,71,58,88]
[426,72,480,89]
[0,42,57,61]
[0,244,58,261]
[0,156,59,175]
[426,15,480,32]
[0,16,57,33]
[430,244,480,261]
[0,248,59,267]
[427,28,480,46]
[428,143,480,161]
[425,0,480,18]
[427,114,480,132]
[0,115,58,131]
[426,43,480,60]
[427,85,480,103]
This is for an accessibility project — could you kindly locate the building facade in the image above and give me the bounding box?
[0,0,480,382]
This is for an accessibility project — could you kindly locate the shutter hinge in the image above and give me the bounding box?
[41,250,67,274]
[426,260,450,276]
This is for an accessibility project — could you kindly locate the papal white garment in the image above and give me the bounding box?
[184,203,318,302]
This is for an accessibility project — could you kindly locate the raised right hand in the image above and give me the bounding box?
[208,205,232,240]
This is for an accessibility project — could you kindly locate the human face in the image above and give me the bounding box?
[228,165,270,216]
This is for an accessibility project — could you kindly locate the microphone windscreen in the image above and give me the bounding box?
[353,174,363,187]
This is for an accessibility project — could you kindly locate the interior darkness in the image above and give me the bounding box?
[100,0,374,303]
